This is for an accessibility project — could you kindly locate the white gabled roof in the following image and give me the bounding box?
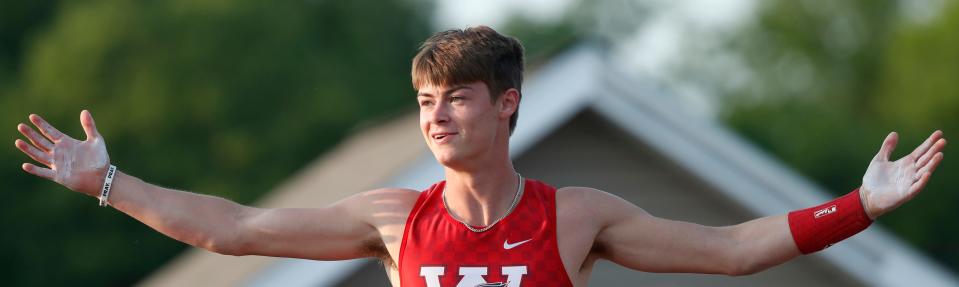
[528,43,959,287]
[151,43,959,287]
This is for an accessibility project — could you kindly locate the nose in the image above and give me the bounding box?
[426,101,450,125]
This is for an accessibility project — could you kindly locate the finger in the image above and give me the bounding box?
[916,138,946,168]
[875,132,898,161]
[917,152,944,179]
[29,114,67,143]
[910,130,943,159]
[908,171,932,196]
[15,139,52,166]
[17,123,54,151]
[80,110,101,140]
[22,163,55,180]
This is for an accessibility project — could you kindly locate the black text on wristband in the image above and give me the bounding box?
[98,165,117,207]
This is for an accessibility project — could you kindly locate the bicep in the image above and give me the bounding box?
[590,191,738,274]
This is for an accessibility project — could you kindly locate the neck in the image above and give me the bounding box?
[443,160,520,227]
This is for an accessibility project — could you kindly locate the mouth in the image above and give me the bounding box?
[431,132,458,143]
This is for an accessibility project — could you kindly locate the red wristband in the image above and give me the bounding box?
[787,188,873,254]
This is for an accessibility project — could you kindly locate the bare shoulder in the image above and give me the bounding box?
[338,187,422,219]
[343,188,422,265]
[554,186,644,274]
[556,186,601,214]
[556,186,647,227]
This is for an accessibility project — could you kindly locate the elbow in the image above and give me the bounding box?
[203,205,256,256]
[719,226,772,276]
[198,219,251,256]
[722,251,777,276]
[724,260,763,277]
[202,237,248,256]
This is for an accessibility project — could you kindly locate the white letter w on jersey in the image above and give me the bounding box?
[420,266,528,287]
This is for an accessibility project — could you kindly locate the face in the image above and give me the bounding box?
[416,82,518,169]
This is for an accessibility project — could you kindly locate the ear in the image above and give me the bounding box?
[497,88,520,120]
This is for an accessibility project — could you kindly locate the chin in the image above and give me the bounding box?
[432,150,467,169]
[433,153,457,167]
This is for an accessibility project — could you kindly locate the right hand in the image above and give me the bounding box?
[15,110,111,197]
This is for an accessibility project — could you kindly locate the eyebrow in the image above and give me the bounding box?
[416,85,472,98]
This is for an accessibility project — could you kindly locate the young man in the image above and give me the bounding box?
[15,26,947,287]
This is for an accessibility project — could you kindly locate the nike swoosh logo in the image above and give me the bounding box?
[503,238,533,250]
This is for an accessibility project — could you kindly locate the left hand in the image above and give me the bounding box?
[861,131,946,219]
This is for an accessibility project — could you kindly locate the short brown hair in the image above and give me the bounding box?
[412,26,525,134]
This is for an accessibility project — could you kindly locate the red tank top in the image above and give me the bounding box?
[398,178,573,287]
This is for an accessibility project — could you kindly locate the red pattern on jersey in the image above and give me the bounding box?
[399,179,573,287]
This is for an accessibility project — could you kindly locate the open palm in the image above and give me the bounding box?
[15,110,110,197]
[861,131,946,219]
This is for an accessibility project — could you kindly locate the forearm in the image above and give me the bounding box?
[727,189,872,275]
[724,214,800,275]
[106,170,252,254]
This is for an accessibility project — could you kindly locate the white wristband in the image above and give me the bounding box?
[98,165,117,207]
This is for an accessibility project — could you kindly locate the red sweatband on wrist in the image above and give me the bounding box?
[787,189,873,254]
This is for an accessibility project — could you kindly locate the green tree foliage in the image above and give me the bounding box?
[501,17,584,67]
[721,0,959,271]
[2,0,430,285]
[0,0,61,88]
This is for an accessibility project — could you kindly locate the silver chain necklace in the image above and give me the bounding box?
[442,173,524,233]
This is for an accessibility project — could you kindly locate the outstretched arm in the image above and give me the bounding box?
[589,131,946,275]
[586,191,795,275]
[14,111,408,260]
[105,173,402,260]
